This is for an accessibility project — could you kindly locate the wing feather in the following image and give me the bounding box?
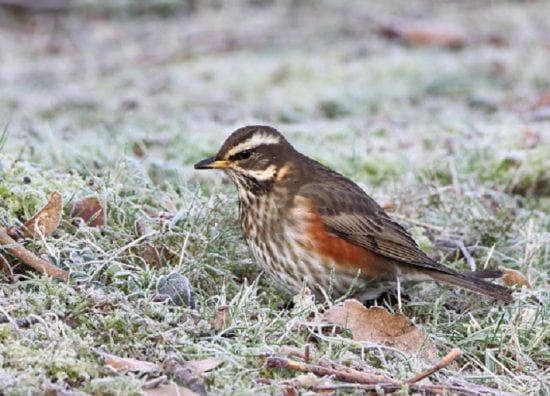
[297,183,455,275]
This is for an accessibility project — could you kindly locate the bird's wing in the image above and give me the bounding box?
[296,183,456,275]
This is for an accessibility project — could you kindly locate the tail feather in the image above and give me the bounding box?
[429,271,513,302]
[463,269,504,279]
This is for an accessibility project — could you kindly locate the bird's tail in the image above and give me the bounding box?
[429,270,513,302]
[462,269,505,279]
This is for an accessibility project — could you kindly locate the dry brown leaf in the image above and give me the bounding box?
[381,200,396,212]
[162,356,222,396]
[20,191,62,238]
[499,267,531,288]
[185,358,223,375]
[141,243,165,268]
[212,305,230,331]
[135,218,166,267]
[144,384,199,396]
[103,353,159,373]
[282,386,299,396]
[379,23,466,49]
[70,196,105,227]
[322,299,437,361]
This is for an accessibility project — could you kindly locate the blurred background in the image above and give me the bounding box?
[0,0,549,189]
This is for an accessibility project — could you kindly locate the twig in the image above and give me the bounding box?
[162,356,206,396]
[407,348,462,384]
[0,252,14,281]
[0,226,68,282]
[438,239,476,271]
[142,375,168,389]
[456,240,476,271]
[316,357,399,384]
[265,356,399,385]
[312,383,481,396]
[269,349,484,395]
[449,377,519,396]
[280,346,307,360]
[304,344,310,363]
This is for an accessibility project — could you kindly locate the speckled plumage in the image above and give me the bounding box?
[195,125,513,302]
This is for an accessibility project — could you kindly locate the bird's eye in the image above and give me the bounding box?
[231,149,253,161]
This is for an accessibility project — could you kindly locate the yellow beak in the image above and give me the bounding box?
[194,157,231,169]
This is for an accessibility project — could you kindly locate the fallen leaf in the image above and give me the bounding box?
[381,200,396,212]
[322,299,437,361]
[70,196,105,227]
[19,191,62,238]
[135,218,165,267]
[144,384,199,396]
[162,356,222,396]
[282,385,299,396]
[141,243,166,268]
[378,22,466,49]
[185,358,223,375]
[212,305,230,331]
[103,353,159,373]
[499,267,531,288]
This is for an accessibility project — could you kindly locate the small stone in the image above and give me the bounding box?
[157,272,195,308]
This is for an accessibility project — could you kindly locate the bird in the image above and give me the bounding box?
[194,125,513,303]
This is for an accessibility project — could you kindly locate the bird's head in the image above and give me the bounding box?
[194,125,296,194]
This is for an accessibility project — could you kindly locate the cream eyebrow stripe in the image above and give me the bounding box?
[225,133,281,157]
